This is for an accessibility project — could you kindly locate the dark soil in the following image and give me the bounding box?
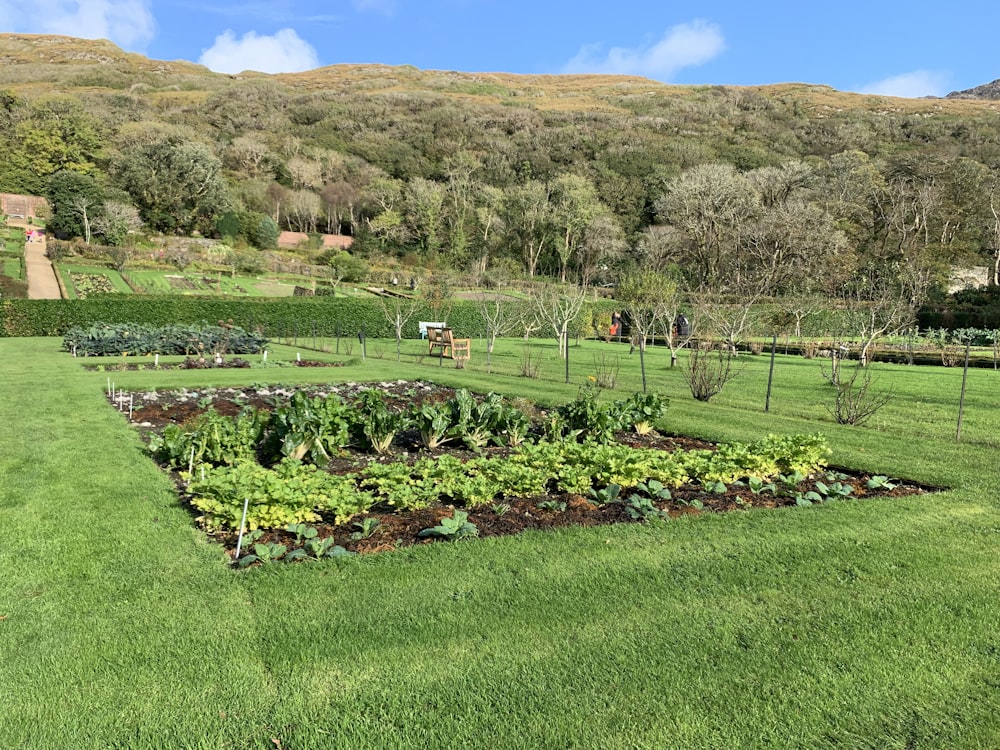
[85,359,344,372]
[118,380,935,560]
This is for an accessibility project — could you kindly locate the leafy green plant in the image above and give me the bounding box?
[794,491,824,506]
[747,476,777,495]
[490,503,511,516]
[411,402,454,450]
[265,391,352,464]
[286,522,318,545]
[612,392,669,435]
[304,536,353,559]
[631,479,672,502]
[253,542,287,563]
[777,471,807,491]
[417,510,479,540]
[814,480,854,498]
[188,459,374,531]
[866,475,898,490]
[353,389,408,455]
[557,383,618,444]
[701,479,728,494]
[149,407,267,468]
[537,500,567,512]
[622,494,666,521]
[349,517,381,540]
[587,483,622,505]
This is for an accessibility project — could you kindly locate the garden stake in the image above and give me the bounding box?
[262,350,268,362]
[128,394,133,421]
[234,498,250,561]
[765,333,777,412]
[154,353,159,367]
[188,446,195,479]
[956,340,971,442]
[107,377,111,396]
[565,334,570,384]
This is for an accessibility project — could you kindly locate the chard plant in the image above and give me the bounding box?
[266,391,352,464]
[354,389,408,455]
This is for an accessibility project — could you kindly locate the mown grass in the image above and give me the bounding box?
[2,336,999,748]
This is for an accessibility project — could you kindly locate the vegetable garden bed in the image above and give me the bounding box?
[120,380,931,566]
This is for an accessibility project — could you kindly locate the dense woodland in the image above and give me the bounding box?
[4,34,1000,311]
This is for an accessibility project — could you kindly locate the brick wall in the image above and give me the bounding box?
[1,193,49,219]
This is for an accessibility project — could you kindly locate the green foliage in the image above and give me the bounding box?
[587,483,622,505]
[46,169,105,240]
[62,322,267,356]
[555,383,618,444]
[149,407,267,468]
[416,509,479,540]
[866,475,898,490]
[188,458,375,531]
[611,392,669,434]
[264,391,352,463]
[2,297,495,339]
[620,494,667,521]
[354,389,409,454]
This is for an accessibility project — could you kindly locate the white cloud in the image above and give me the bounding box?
[563,20,725,80]
[198,28,319,74]
[859,70,949,98]
[0,0,155,49]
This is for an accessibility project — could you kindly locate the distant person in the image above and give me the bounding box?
[677,314,690,337]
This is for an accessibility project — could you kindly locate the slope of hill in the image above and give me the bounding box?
[3,32,1000,118]
[946,78,1000,100]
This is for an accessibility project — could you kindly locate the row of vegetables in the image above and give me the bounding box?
[144,386,832,533]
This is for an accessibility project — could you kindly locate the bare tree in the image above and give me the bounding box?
[531,285,587,359]
[476,291,520,373]
[841,261,931,366]
[378,296,421,362]
[616,270,680,390]
[93,201,142,247]
[68,194,97,244]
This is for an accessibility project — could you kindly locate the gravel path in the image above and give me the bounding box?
[9,218,61,299]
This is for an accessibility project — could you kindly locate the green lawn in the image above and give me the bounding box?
[1,337,998,748]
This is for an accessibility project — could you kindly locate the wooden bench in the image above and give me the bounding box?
[427,327,470,360]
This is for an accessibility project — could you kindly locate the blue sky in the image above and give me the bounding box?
[2,0,999,97]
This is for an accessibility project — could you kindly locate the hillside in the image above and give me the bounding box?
[4,33,1000,297]
[3,33,1000,116]
[947,78,1000,100]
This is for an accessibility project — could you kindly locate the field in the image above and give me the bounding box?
[1,336,998,748]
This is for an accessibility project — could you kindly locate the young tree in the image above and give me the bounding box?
[379,295,421,362]
[530,285,587,359]
[616,270,680,390]
[841,261,931,366]
[475,291,520,373]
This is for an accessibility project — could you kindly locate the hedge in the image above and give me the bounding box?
[0,295,619,340]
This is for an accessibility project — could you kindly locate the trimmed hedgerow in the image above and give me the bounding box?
[2,296,618,340]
